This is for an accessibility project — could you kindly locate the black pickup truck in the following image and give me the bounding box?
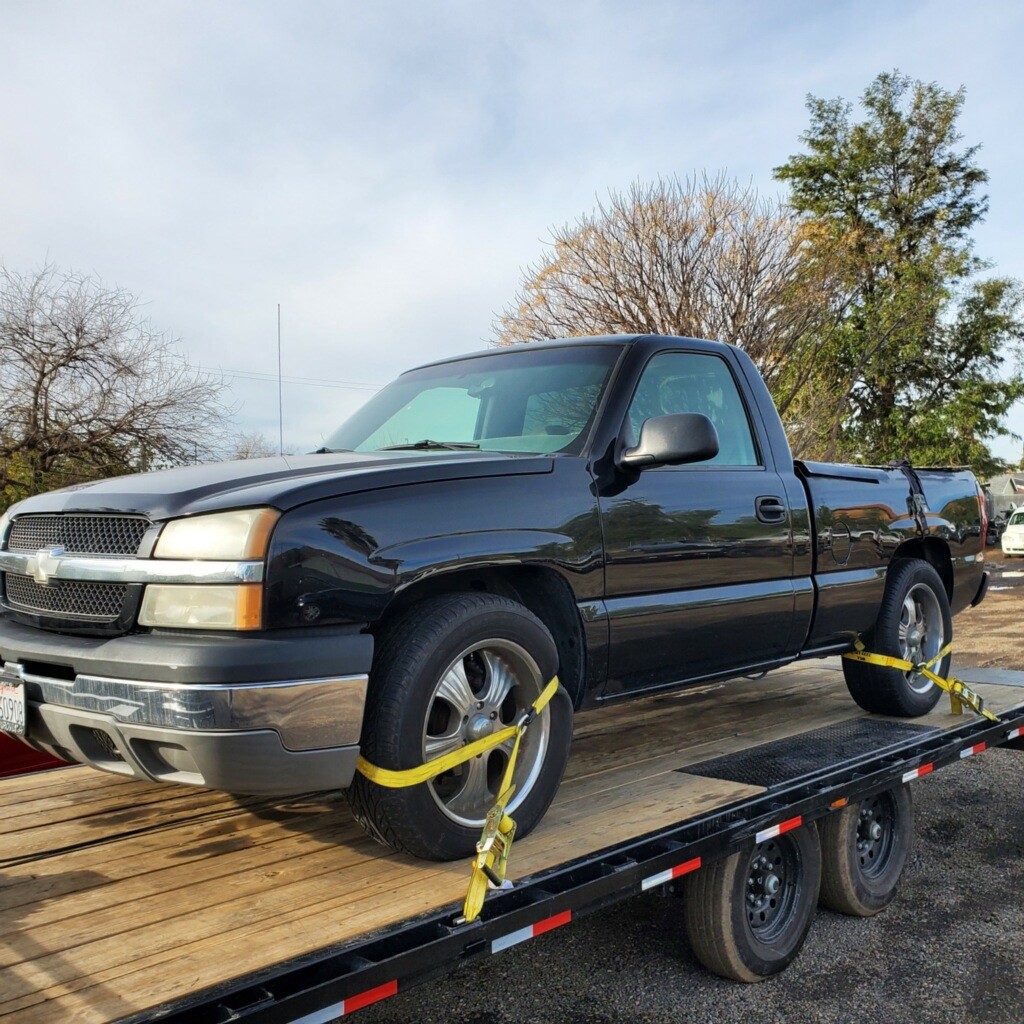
[0,335,989,858]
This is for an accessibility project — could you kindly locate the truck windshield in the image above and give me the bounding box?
[1010,511,1024,526]
[323,345,622,455]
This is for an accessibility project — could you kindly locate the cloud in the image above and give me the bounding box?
[2,0,1022,457]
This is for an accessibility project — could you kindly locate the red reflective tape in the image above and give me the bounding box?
[344,980,398,1014]
[777,815,803,835]
[533,909,572,937]
[671,856,702,879]
[918,763,934,777]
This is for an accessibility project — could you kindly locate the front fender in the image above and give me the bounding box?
[263,464,603,629]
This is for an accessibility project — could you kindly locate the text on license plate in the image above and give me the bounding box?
[0,683,27,736]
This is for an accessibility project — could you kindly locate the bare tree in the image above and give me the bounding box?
[0,263,230,506]
[494,176,849,453]
[222,431,283,461]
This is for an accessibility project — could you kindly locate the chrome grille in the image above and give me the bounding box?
[7,514,149,557]
[4,573,128,621]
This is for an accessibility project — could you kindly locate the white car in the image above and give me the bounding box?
[1002,509,1024,557]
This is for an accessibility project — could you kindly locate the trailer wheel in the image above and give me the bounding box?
[347,593,573,861]
[842,558,951,717]
[682,824,821,982]
[819,785,913,916]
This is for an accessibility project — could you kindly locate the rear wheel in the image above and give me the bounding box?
[819,785,913,916]
[682,824,821,982]
[347,593,573,860]
[842,558,951,717]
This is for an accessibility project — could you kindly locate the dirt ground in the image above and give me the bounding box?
[361,565,1024,1024]
[951,555,1024,669]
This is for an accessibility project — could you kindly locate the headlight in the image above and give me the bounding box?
[154,508,280,560]
[139,584,263,630]
[145,508,278,630]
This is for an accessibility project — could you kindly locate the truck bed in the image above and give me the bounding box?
[3,662,1023,1024]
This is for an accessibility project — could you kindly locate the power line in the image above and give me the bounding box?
[213,368,382,392]
[167,348,384,391]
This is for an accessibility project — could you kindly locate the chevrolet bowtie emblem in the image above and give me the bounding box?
[27,546,65,586]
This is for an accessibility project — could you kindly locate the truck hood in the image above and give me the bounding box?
[8,450,555,522]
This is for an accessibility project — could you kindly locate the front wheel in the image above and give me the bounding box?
[842,558,952,717]
[347,593,573,861]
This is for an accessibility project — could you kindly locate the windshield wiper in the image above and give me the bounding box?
[379,439,481,451]
[313,446,352,454]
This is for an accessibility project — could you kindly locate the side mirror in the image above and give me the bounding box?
[619,413,720,470]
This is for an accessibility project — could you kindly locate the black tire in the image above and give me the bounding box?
[819,785,913,917]
[346,592,573,861]
[842,558,952,717]
[682,824,821,982]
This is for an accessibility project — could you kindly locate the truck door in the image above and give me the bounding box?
[599,348,798,696]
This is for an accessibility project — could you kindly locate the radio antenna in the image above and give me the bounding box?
[277,303,284,456]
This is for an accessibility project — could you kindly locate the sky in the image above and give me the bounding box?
[2,0,1023,461]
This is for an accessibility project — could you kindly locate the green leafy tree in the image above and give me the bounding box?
[775,71,1024,473]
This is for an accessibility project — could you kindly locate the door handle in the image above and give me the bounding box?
[755,495,787,524]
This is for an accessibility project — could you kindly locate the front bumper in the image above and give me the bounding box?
[0,615,373,794]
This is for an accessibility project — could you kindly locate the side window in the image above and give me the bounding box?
[627,352,760,467]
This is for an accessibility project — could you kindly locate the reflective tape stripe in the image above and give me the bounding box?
[960,742,987,759]
[641,856,702,891]
[1009,727,1022,741]
[292,981,397,1024]
[902,763,934,782]
[343,981,398,1015]
[491,910,571,953]
[755,816,802,844]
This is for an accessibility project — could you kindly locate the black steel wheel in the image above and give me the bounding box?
[682,824,821,982]
[819,785,913,916]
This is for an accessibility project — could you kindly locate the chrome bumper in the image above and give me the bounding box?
[1,661,369,794]
[1,660,368,751]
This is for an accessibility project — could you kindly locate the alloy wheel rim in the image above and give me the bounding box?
[898,583,944,694]
[421,638,551,827]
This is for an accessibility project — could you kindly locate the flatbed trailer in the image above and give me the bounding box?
[3,659,1023,1024]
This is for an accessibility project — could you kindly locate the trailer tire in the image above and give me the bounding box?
[842,558,951,717]
[347,593,573,861]
[819,785,913,916]
[682,824,821,982]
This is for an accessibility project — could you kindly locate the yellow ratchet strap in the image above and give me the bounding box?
[843,638,997,722]
[355,676,561,788]
[462,679,555,923]
[461,742,521,924]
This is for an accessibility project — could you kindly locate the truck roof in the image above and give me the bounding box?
[408,333,723,372]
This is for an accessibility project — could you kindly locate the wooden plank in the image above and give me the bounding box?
[1,664,1020,1024]
[2,772,762,1023]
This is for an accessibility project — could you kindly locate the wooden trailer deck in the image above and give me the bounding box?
[3,661,1022,1024]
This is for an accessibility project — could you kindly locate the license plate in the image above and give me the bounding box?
[0,683,26,736]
